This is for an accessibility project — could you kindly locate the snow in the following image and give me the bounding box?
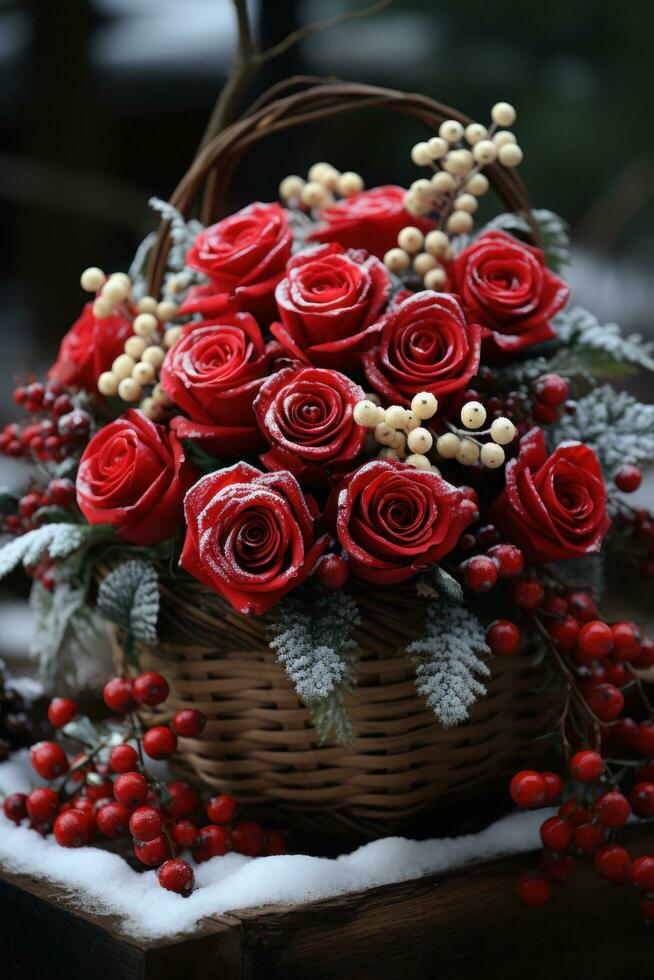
[0,750,549,941]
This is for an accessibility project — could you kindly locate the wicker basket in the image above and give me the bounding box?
[127,79,557,840]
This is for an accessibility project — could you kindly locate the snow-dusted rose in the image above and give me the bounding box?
[326,460,478,584]
[180,464,329,615]
[362,291,481,410]
[161,314,273,457]
[76,410,197,545]
[182,202,292,323]
[253,365,366,478]
[270,244,390,369]
[491,428,610,562]
[450,231,570,356]
[309,185,432,258]
[49,303,133,393]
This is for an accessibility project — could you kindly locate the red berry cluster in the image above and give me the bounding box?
[511,750,654,922]
[0,380,90,464]
[2,479,76,544]
[615,503,654,581]
[460,531,525,596]
[2,672,287,898]
[531,373,570,425]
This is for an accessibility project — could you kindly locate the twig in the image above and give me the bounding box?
[197,0,394,151]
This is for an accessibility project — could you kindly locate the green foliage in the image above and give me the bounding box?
[97,560,160,666]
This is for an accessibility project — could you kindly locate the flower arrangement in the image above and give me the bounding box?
[2,83,654,914]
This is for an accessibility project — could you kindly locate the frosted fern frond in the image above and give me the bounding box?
[551,386,654,476]
[407,602,490,728]
[553,306,654,373]
[97,560,159,646]
[0,524,87,580]
[30,581,101,692]
[270,591,360,744]
[483,209,569,271]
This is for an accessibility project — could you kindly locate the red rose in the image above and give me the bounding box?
[253,365,366,478]
[182,202,292,323]
[490,428,610,563]
[160,314,273,457]
[309,185,432,258]
[270,244,390,368]
[49,303,133,393]
[450,231,570,356]
[76,409,197,545]
[362,291,481,410]
[326,460,478,584]
[180,463,329,615]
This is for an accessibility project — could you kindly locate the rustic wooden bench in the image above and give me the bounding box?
[2,823,653,979]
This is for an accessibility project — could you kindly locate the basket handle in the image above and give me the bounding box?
[146,78,536,296]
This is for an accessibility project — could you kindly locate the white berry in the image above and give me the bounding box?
[279,175,305,200]
[413,252,437,276]
[480,443,506,469]
[132,361,156,385]
[466,173,489,196]
[461,400,487,429]
[137,296,158,315]
[439,119,464,144]
[97,371,118,397]
[424,267,447,290]
[139,397,160,420]
[125,336,147,359]
[301,181,330,209]
[142,345,165,368]
[498,143,523,167]
[81,267,105,292]
[112,354,136,380]
[405,453,432,471]
[472,140,498,165]
[430,171,456,194]
[337,171,364,197]
[424,230,449,256]
[407,427,433,454]
[308,162,340,189]
[410,178,433,200]
[490,416,516,445]
[92,298,112,319]
[443,149,473,175]
[410,142,432,166]
[491,101,516,127]
[375,422,396,446]
[411,391,438,420]
[404,412,420,432]
[384,247,410,274]
[397,226,424,253]
[464,123,487,145]
[354,399,382,428]
[436,433,461,459]
[164,326,183,348]
[385,405,410,429]
[156,300,178,322]
[456,439,480,465]
[493,130,516,148]
[454,193,478,214]
[427,136,448,159]
[133,312,157,337]
[117,377,141,402]
[446,210,473,235]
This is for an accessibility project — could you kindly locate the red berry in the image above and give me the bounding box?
[510,770,547,809]
[13,385,26,405]
[192,824,229,863]
[535,373,568,408]
[68,752,92,784]
[577,620,613,659]
[516,872,550,908]
[264,831,287,856]
[542,595,568,618]
[540,816,574,853]
[511,577,544,610]
[165,781,201,819]
[31,741,69,780]
[629,782,654,818]
[85,777,114,803]
[134,834,170,867]
[637,721,654,758]
[593,791,631,828]
[171,820,198,849]
[47,477,75,508]
[96,802,131,838]
[113,772,148,808]
[486,544,524,579]
[614,465,642,493]
[19,492,42,519]
[109,744,139,773]
[570,750,603,782]
[637,762,654,782]
[614,717,639,752]
[461,555,498,593]
[158,858,195,897]
[486,620,521,656]
[604,661,629,687]
[542,853,575,882]
[3,792,28,824]
[585,683,624,722]
[133,671,169,707]
[129,805,164,842]
[566,591,597,622]
[558,800,589,826]
[47,697,77,729]
[206,794,237,825]
[548,615,579,651]
[633,638,654,670]
[630,856,654,891]
[54,809,95,848]
[103,676,136,714]
[593,844,631,884]
[541,772,564,806]
[143,726,177,761]
[610,622,641,662]
[574,823,606,856]
[315,554,349,590]
[172,709,207,738]
[231,821,265,857]
[532,400,559,425]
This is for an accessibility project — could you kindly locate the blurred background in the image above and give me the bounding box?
[0,0,653,672]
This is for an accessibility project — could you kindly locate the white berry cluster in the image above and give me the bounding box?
[80,267,178,419]
[385,101,522,288]
[436,400,516,469]
[354,391,440,471]
[279,162,365,214]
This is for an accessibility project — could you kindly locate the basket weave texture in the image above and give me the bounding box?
[127,79,554,839]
